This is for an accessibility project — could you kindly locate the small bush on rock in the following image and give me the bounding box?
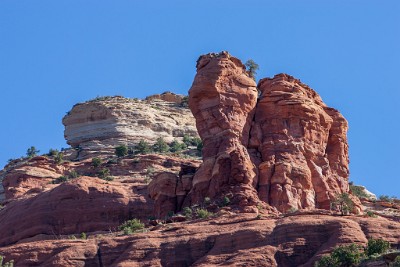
[54,152,64,164]
[92,157,102,168]
[349,184,369,199]
[97,168,112,181]
[0,255,14,267]
[115,145,128,157]
[169,140,187,153]
[366,238,390,257]
[52,176,69,184]
[135,140,151,154]
[392,256,400,267]
[119,219,145,235]
[80,232,87,240]
[48,149,59,157]
[68,170,80,178]
[196,208,214,219]
[182,207,193,219]
[330,193,354,215]
[26,146,39,158]
[153,137,169,153]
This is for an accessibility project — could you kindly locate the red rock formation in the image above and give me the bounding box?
[250,74,361,212]
[0,214,398,266]
[1,156,66,200]
[186,53,359,213]
[186,52,260,211]
[0,177,153,246]
[148,164,197,218]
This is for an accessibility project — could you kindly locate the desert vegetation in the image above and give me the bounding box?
[315,239,397,267]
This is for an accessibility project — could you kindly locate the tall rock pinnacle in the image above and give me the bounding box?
[186,51,261,211]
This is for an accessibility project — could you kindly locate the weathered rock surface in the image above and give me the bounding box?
[62,95,198,159]
[1,156,65,200]
[186,52,260,211]
[251,74,361,212]
[148,164,197,217]
[0,214,398,266]
[0,176,153,246]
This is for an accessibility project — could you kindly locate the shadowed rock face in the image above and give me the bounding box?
[187,52,360,213]
[186,52,261,211]
[251,74,360,212]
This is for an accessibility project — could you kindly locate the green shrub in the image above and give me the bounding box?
[330,193,354,215]
[54,152,64,164]
[52,176,69,184]
[115,145,128,157]
[182,207,193,219]
[366,238,390,256]
[204,197,211,205]
[118,219,145,235]
[48,149,59,157]
[97,168,111,180]
[68,170,80,178]
[80,232,87,240]
[183,135,192,146]
[245,59,259,80]
[222,196,230,206]
[331,244,363,266]
[91,157,102,168]
[0,255,14,267]
[135,140,151,154]
[392,256,400,267]
[180,96,189,107]
[196,208,213,219]
[366,210,377,218]
[183,135,202,147]
[169,140,187,152]
[379,195,391,202]
[196,142,203,156]
[153,137,169,153]
[315,255,338,267]
[349,184,369,199]
[26,146,39,158]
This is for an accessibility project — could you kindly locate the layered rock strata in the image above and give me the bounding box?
[62,95,197,159]
[186,52,261,211]
[0,213,399,266]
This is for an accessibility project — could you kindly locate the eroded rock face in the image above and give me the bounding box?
[251,74,360,212]
[186,52,260,210]
[0,214,399,266]
[186,53,360,213]
[62,96,198,159]
[0,176,153,246]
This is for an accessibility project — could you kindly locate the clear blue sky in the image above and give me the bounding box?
[0,1,399,197]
